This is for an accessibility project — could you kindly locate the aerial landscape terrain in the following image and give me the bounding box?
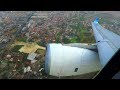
[0,11,120,79]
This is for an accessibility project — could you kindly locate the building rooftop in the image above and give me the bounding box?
[27,52,37,61]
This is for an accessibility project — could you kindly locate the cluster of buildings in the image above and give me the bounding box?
[0,11,34,48]
[20,11,94,45]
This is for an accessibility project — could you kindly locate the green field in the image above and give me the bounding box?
[11,45,23,52]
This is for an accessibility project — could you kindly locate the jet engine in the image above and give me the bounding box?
[45,43,101,77]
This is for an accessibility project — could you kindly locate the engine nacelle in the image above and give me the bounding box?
[45,43,101,77]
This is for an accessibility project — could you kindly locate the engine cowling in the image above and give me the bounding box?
[45,43,101,77]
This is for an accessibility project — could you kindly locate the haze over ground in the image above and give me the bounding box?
[95,11,120,17]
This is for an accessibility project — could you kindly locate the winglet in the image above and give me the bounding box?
[94,17,99,23]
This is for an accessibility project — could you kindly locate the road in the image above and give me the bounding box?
[0,12,36,51]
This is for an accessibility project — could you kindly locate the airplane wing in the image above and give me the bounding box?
[94,48,120,79]
[92,18,120,67]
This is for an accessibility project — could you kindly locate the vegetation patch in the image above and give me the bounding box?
[16,37,27,42]
[11,45,23,52]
